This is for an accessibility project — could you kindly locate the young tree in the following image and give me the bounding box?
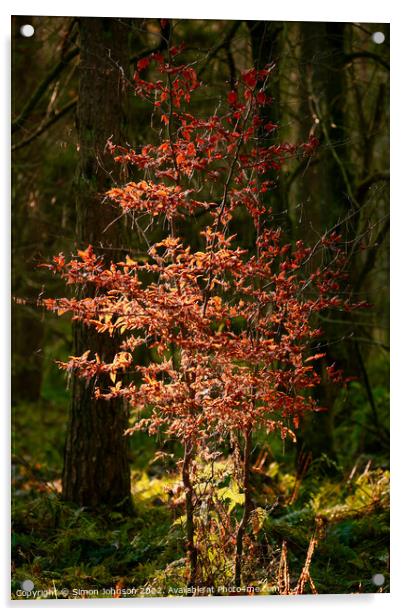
[42,49,363,587]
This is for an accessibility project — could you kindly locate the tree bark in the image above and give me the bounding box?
[12,306,44,403]
[62,17,132,510]
[297,22,350,230]
[247,21,292,234]
[234,428,252,587]
[295,23,349,466]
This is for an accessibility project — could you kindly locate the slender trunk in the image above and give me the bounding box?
[234,428,252,587]
[182,440,198,587]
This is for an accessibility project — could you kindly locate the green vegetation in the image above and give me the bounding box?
[12,356,389,597]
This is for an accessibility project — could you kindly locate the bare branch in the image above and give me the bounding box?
[12,46,79,134]
[343,51,389,72]
[12,98,77,151]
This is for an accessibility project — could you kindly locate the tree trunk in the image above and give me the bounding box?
[234,428,252,587]
[62,17,132,510]
[297,22,350,231]
[12,306,44,403]
[295,23,349,466]
[12,16,45,404]
[247,21,292,234]
[182,440,198,587]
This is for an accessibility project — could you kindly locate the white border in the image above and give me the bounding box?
[2,0,394,22]
[3,2,405,615]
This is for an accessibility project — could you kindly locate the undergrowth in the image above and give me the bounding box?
[11,395,389,599]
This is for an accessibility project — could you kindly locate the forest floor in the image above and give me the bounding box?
[11,386,390,599]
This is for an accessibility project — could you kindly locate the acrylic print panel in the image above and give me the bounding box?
[11,15,389,600]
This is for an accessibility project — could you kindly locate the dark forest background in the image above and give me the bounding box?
[11,17,389,597]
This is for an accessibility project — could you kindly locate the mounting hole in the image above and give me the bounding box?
[20,24,35,38]
[372,573,385,586]
[21,579,34,592]
[372,31,385,44]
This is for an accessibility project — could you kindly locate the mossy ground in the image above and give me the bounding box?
[11,378,389,599]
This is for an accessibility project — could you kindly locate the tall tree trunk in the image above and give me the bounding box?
[62,17,132,510]
[297,23,350,223]
[247,21,292,234]
[295,23,349,466]
[12,16,45,404]
[12,306,44,403]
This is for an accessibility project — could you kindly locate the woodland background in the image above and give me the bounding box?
[11,16,389,597]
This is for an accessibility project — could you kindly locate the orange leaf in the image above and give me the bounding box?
[305,353,326,363]
[186,142,196,157]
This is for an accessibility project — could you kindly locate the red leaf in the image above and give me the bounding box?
[256,91,267,105]
[137,57,150,71]
[265,121,278,132]
[242,69,257,88]
[227,90,238,105]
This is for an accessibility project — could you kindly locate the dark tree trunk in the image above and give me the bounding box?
[234,428,252,587]
[12,16,45,404]
[62,17,132,510]
[182,440,198,587]
[298,22,350,230]
[12,306,44,403]
[247,21,292,234]
[295,23,349,466]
